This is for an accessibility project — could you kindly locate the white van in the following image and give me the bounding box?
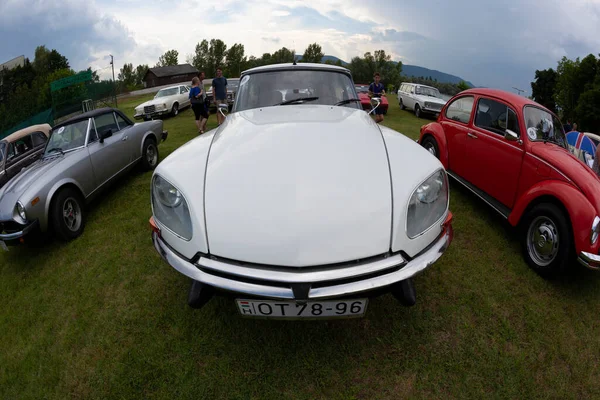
[397,83,448,118]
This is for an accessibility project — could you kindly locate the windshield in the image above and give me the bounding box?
[155,88,179,98]
[355,85,369,93]
[234,69,361,112]
[523,106,567,148]
[228,81,239,89]
[44,119,89,155]
[415,86,440,97]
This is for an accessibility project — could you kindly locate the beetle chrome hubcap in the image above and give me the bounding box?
[63,197,81,232]
[527,216,559,266]
[147,144,157,166]
[425,143,436,156]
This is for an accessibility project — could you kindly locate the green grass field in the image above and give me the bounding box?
[1,95,600,399]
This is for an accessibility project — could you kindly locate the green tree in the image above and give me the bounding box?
[225,43,246,77]
[301,43,324,63]
[118,63,136,88]
[555,56,581,122]
[271,47,295,64]
[135,64,149,86]
[457,80,470,91]
[531,68,557,113]
[207,39,227,75]
[575,88,600,131]
[191,40,209,72]
[33,45,69,76]
[156,49,179,67]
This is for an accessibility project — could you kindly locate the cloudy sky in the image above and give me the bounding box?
[1,0,599,93]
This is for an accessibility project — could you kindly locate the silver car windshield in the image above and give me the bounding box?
[234,70,361,112]
[155,88,178,98]
[523,106,567,148]
[44,120,88,155]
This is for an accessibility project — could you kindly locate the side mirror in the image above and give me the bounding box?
[505,129,519,141]
[218,103,229,118]
[99,129,112,143]
[368,97,381,115]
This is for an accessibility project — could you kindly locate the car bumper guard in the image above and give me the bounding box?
[0,219,39,241]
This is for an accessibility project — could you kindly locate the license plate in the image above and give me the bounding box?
[236,298,368,318]
[0,240,8,251]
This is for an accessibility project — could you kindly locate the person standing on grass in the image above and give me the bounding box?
[189,77,208,134]
[212,67,228,125]
[197,71,209,132]
[369,72,386,123]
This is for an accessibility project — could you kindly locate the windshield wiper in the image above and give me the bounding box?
[45,147,64,156]
[275,97,319,106]
[334,98,362,106]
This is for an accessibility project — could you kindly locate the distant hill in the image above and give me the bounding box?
[295,54,475,87]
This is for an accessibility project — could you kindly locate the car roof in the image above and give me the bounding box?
[401,82,438,90]
[2,123,51,143]
[157,85,187,91]
[53,107,132,129]
[242,62,351,75]
[458,88,541,109]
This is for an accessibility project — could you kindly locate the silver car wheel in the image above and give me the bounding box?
[146,143,158,166]
[63,197,82,232]
[527,216,559,267]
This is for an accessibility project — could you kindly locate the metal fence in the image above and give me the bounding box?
[0,108,54,139]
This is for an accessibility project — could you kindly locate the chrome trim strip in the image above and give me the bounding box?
[578,251,600,271]
[153,227,452,300]
[197,252,406,284]
[0,219,38,240]
[447,171,509,219]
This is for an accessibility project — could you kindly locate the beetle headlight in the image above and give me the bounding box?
[406,169,448,238]
[152,175,193,240]
[16,201,26,221]
[591,216,600,245]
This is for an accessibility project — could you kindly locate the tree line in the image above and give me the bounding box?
[531,53,600,132]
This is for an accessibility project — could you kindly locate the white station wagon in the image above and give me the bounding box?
[397,82,448,118]
[149,63,454,319]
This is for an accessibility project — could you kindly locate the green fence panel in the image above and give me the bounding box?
[0,108,54,139]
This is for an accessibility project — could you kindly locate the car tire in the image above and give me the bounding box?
[171,102,179,117]
[415,104,422,118]
[521,203,573,278]
[141,138,159,171]
[50,187,85,241]
[400,99,406,110]
[421,136,439,159]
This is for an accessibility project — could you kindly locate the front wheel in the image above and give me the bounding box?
[521,203,573,277]
[50,187,85,241]
[171,102,179,117]
[421,136,439,159]
[415,105,422,118]
[141,138,159,171]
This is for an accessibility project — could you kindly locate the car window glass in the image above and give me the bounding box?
[12,136,34,157]
[180,86,188,94]
[6,143,15,162]
[31,131,47,147]
[115,113,131,130]
[0,142,4,163]
[94,113,119,138]
[475,98,517,136]
[445,96,474,124]
[523,106,567,148]
[88,119,98,143]
[507,109,520,135]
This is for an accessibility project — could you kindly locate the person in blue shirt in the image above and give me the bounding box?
[189,77,208,134]
[212,67,228,125]
[368,72,386,123]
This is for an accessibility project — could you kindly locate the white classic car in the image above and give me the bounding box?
[149,63,454,319]
[397,82,448,118]
[134,84,192,120]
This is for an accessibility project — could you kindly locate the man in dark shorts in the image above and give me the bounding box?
[369,72,386,123]
[212,67,228,125]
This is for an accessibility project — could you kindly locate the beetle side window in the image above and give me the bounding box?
[475,98,519,136]
[507,109,520,135]
[445,96,474,124]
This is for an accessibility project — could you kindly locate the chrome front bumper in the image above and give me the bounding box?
[152,226,453,301]
[0,219,39,241]
[578,251,600,270]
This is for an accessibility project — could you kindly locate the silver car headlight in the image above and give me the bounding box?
[152,175,193,240]
[16,201,26,222]
[406,169,449,238]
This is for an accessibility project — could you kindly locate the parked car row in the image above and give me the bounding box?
[3,62,600,320]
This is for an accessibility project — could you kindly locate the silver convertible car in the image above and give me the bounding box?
[0,108,167,248]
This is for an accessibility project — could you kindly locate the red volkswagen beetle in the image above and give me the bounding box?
[418,88,600,276]
[355,84,388,114]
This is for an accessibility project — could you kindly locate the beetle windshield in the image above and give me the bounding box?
[44,119,89,156]
[233,69,361,112]
[523,106,567,148]
[155,88,178,98]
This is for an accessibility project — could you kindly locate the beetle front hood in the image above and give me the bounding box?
[203,105,393,267]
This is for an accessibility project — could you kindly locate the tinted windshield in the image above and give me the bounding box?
[523,106,567,148]
[233,69,361,112]
[155,88,179,97]
[416,87,440,97]
[44,119,88,155]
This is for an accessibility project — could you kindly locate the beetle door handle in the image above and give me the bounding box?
[467,132,478,139]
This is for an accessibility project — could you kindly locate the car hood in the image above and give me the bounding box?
[201,105,393,267]
[136,98,170,109]
[0,155,64,220]
[414,95,446,105]
[531,142,600,211]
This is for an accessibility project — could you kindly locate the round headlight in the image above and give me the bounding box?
[153,175,183,207]
[16,202,26,221]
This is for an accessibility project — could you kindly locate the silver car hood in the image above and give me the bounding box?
[0,155,64,220]
[203,105,393,267]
